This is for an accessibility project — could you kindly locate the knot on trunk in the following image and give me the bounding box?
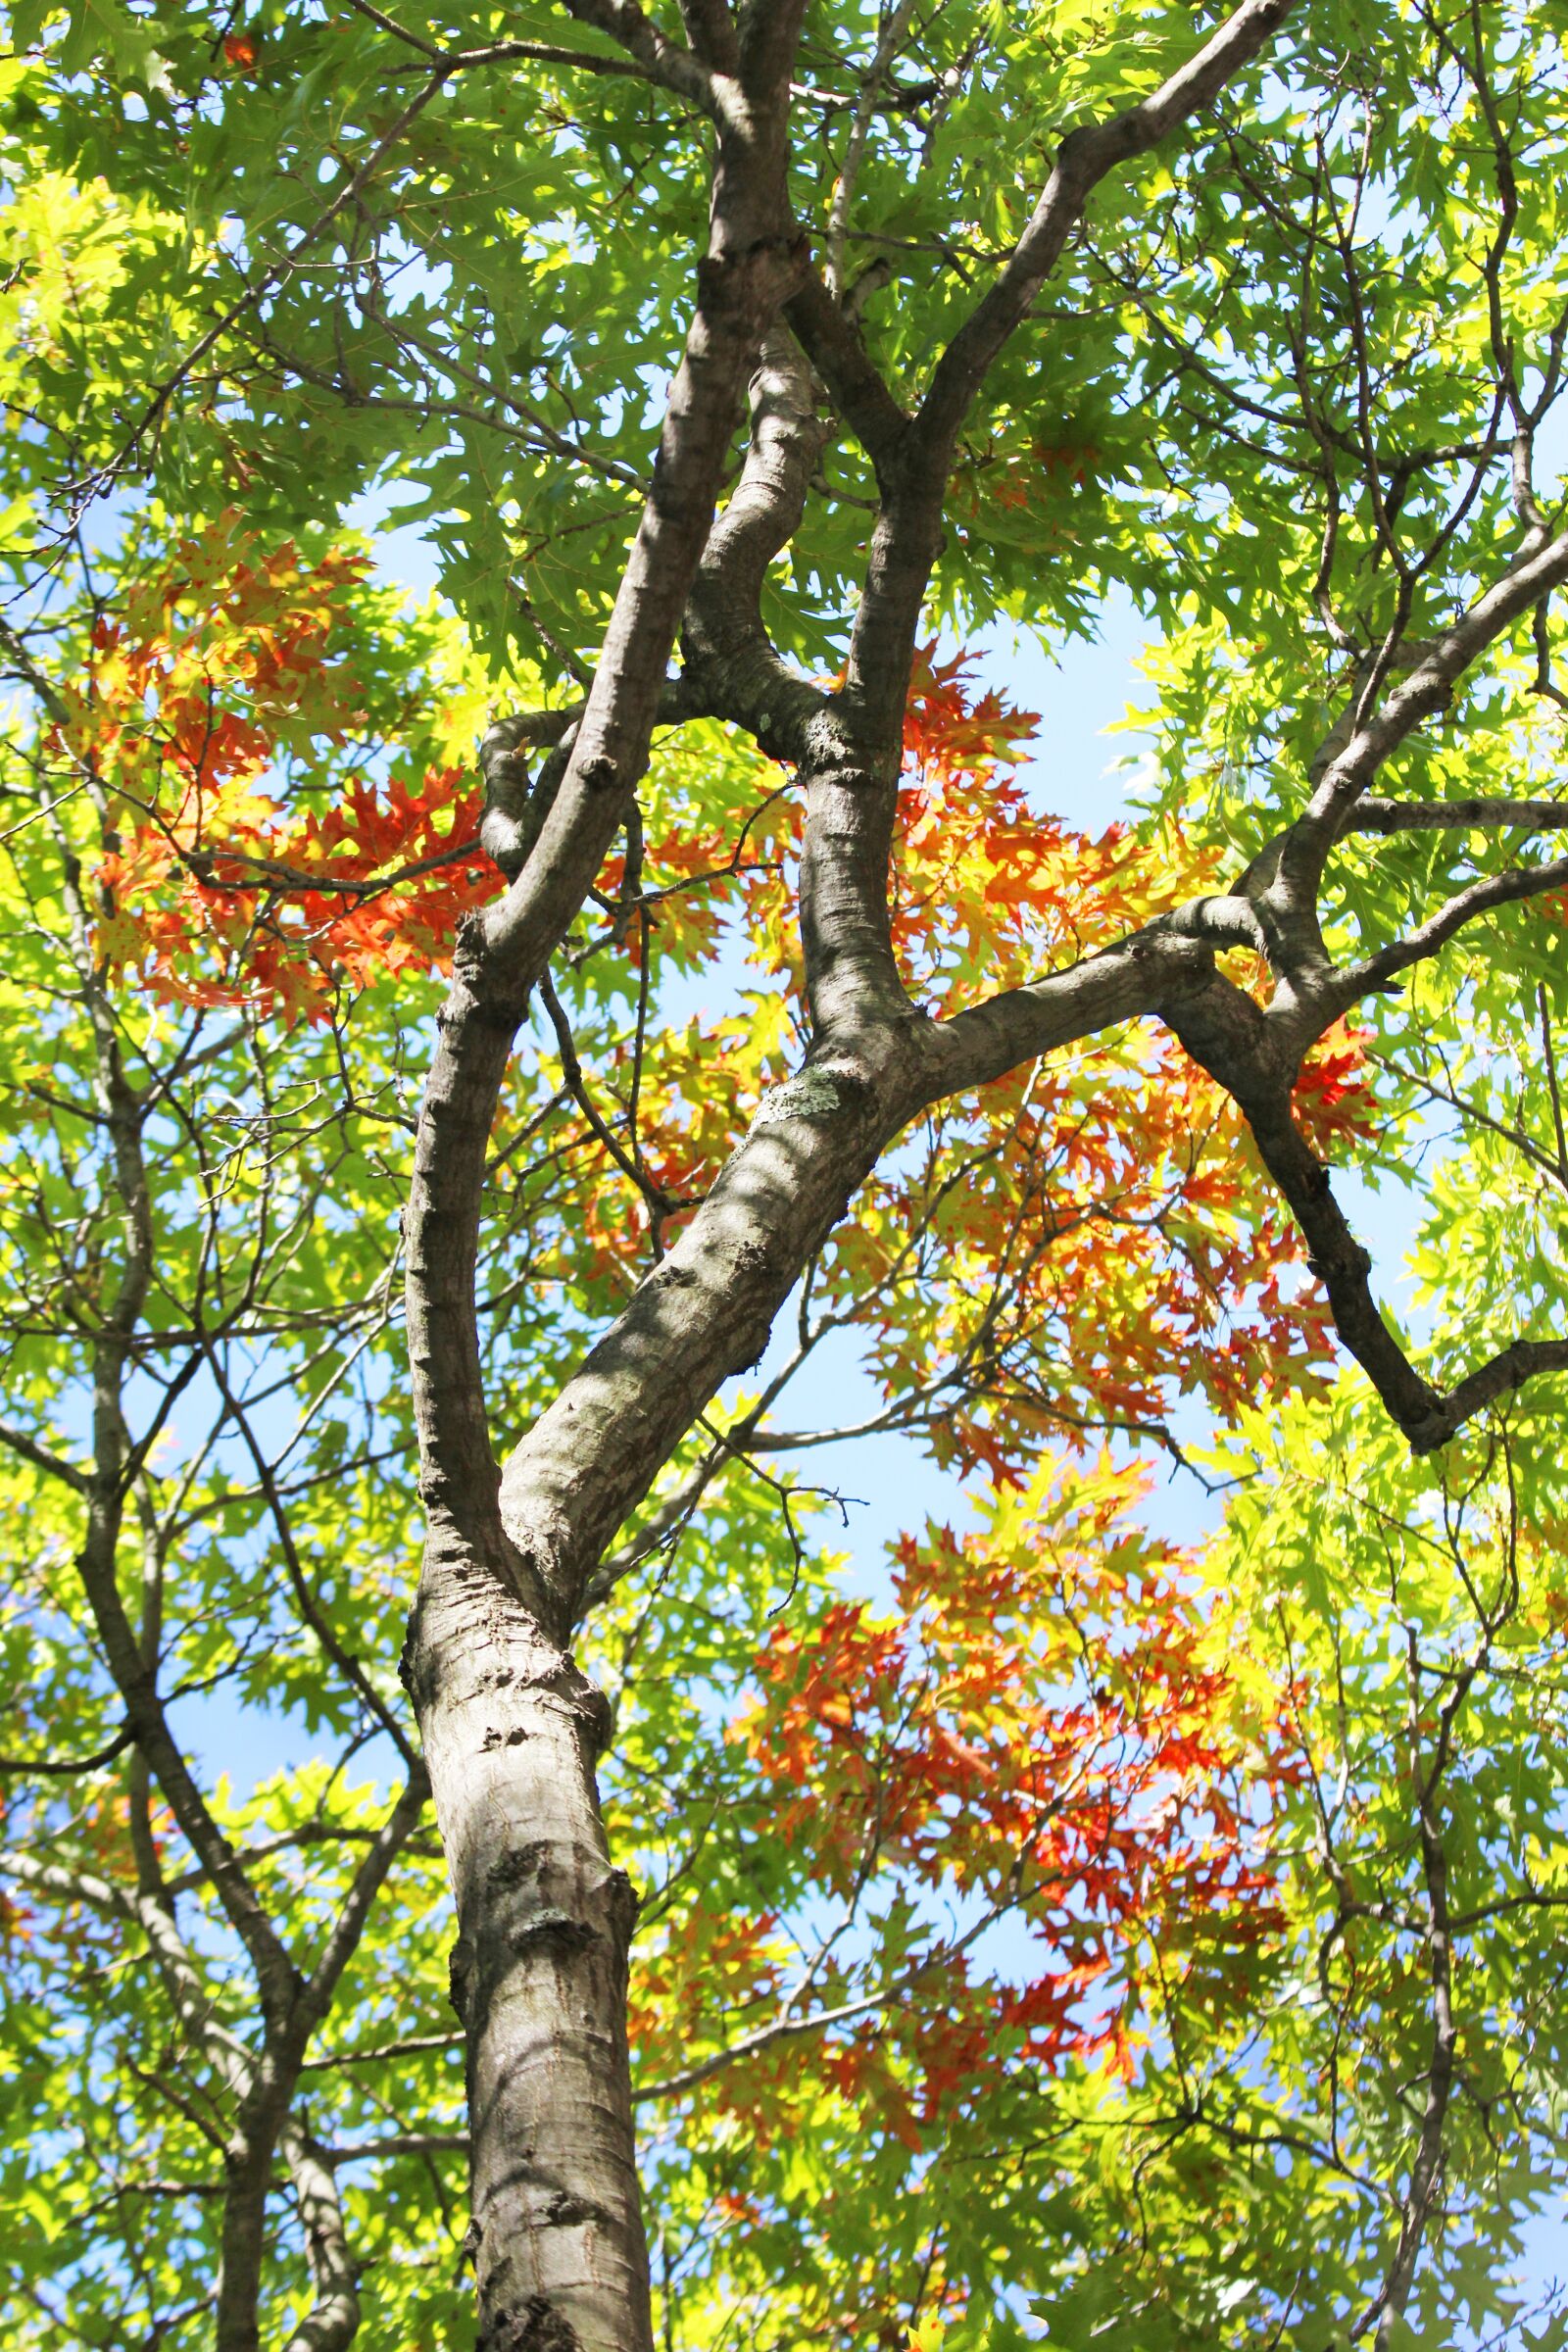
[481,2293,583,2352]
[449,1935,474,2023]
[510,1909,599,1961]
[601,1865,640,1944]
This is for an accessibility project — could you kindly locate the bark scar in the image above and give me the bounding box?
[482,2293,583,2352]
[510,1911,598,1959]
[486,1841,551,1890]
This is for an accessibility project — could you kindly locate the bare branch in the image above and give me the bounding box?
[300,2032,464,2072]
[633,1983,906,2103]
[557,0,720,116]
[845,0,1301,733]
[339,0,700,92]
[1349,796,1568,834]
[1298,525,1568,853]
[782,266,908,474]
[325,2133,466,2165]
[1162,968,1568,1451]
[0,1724,133,1776]
[298,1770,429,2029]
[1361,1632,1463,2347]
[538,966,677,1247]
[0,1415,90,1492]
[823,0,922,299]
[1328,850,1568,1013]
[1368,1049,1568,1194]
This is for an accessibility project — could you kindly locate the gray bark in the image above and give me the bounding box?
[404,1571,645,2352]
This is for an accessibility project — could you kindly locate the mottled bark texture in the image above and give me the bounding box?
[400,2,1568,2344]
[403,1566,645,2352]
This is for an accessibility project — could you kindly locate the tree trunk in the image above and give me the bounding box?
[404,1556,650,2352]
[400,756,1212,2348]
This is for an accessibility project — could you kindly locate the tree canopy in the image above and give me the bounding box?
[3,3,1568,2349]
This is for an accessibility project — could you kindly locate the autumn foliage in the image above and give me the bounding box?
[65,516,488,1018]
[71,543,1366,1485]
[629,1453,1287,2142]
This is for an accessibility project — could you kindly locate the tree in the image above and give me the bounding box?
[3,3,1568,2349]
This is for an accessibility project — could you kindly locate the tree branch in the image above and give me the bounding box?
[1349,795,1568,833]
[680,323,834,753]
[558,0,721,116]
[912,0,1299,461]
[298,1769,429,2031]
[0,1415,90,1492]
[782,267,908,476]
[921,933,1215,1101]
[1295,524,1568,858]
[675,0,737,74]
[823,0,922,299]
[299,2031,465,2072]
[340,0,698,91]
[1327,850,1568,1016]
[844,0,1301,736]
[0,1724,133,1776]
[1161,966,1568,1451]
[408,44,808,1620]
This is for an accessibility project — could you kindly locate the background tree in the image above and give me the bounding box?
[3,3,1568,2349]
